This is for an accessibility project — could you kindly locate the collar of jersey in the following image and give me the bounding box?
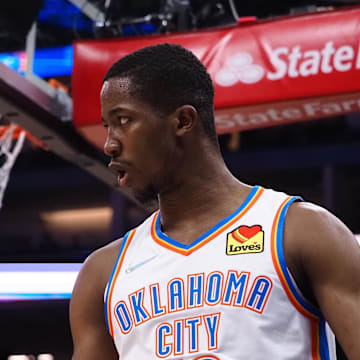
[151,185,264,256]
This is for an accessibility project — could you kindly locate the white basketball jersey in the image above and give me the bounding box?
[105,186,336,359]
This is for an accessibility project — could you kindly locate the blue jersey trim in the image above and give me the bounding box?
[276,196,322,318]
[155,185,261,250]
[319,320,331,360]
[104,231,131,334]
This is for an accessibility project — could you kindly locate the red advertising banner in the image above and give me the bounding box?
[215,91,360,134]
[72,6,360,149]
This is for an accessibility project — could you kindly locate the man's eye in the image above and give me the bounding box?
[119,117,129,125]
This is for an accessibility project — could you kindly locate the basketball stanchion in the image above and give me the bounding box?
[0,124,26,209]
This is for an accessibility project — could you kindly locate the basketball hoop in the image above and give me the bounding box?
[0,124,26,209]
[0,125,45,149]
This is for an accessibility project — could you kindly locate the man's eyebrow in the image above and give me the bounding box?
[109,106,133,116]
[101,107,133,123]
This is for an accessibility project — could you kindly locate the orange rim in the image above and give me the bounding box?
[0,125,48,150]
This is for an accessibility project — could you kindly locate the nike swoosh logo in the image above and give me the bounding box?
[125,254,159,273]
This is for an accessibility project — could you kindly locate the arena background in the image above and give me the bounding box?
[0,0,359,359]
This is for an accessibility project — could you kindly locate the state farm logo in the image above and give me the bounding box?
[215,41,360,87]
[215,52,265,86]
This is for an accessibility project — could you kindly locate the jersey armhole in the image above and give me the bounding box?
[104,229,136,337]
[271,196,336,360]
[270,195,321,319]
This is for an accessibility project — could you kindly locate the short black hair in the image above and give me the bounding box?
[103,43,218,145]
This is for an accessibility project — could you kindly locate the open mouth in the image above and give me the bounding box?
[108,162,130,187]
[118,170,128,187]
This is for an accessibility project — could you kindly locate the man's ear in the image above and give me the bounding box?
[172,105,198,137]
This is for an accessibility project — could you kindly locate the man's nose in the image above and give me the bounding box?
[104,133,121,157]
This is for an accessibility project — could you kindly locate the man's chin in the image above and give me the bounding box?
[132,187,159,211]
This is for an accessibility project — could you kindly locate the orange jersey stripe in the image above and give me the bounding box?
[106,229,136,337]
[270,196,319,320]
[151,186,264,256]
[311,320,321,360]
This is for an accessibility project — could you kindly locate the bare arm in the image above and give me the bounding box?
[70,241,122,360]
[285,202,360,360]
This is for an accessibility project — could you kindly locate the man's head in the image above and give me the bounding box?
[103,43,217,145]
[101,43,219,206]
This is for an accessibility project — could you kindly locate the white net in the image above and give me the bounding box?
[0,125,26,209]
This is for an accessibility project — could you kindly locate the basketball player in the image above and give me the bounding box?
[70,43,360,359]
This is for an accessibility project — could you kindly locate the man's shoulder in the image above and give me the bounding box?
[284,200,358,274]
[285,200,348,241]
[87,237,123,265]
[281,200,358,304]
[82,212,157,278]
[79,238,124,291]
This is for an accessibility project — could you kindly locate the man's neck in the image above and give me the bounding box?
[157,156,251,239]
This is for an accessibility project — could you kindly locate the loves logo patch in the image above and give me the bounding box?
[226,225,264,255]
